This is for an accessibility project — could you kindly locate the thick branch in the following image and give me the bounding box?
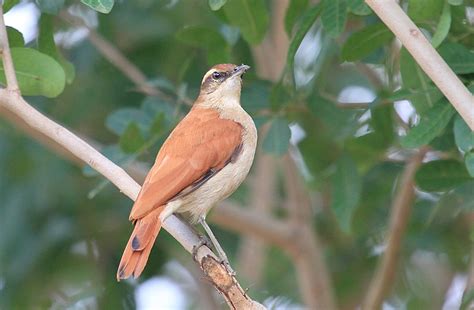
[362,147,428,310]
[0,6,19,91]
[365,0,474,130]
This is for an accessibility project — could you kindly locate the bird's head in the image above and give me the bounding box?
[197,64,250,105]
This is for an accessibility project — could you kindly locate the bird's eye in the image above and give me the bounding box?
[212,72,222,80]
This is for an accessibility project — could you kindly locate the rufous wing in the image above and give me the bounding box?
[129,106,243,221]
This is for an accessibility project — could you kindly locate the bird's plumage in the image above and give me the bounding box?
[117,64,256,280]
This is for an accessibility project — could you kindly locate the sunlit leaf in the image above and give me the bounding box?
[321,0,347,37]
[342,23,393,61]
[416,159,471,192]
[401,99,455,148]
[81,0,114,13]
[0,47,65,97]
[262,117,291,155]
[223,0,269,44]
[331,153,361,233]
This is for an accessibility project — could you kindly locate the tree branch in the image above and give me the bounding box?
[362,147,429,310]
[365,0,474,130]
[59,11,193,106]
[0,18,263,310]
[0,6,19,91]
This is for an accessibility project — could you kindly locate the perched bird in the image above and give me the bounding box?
[117,64,257,280]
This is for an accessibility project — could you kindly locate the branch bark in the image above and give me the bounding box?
[0,12,263,310]
[365,0,474,130]
[362,147,429,310]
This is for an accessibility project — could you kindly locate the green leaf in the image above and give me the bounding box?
[386,86,442,104]
[465,152,474,177]
[0,48,65,97]
[223,0,269,44]
[408,0,443,22]
[341,23,393,61]
[105,108,151,136]
[308,94,359,140]
[461,289,474,310]
[415,159,471,192]
[331,153,361,233]
[209,0,227,10]
[262,117,291,155]
[436,181,474,213]
[400,48,437,113]
[38,14,75,84]
[285,0,309,35]
[448,0,463,5]
[286,3,323,73]
[35,0,65,14]
[119,123,145,153]
[141,97,176,129]
[7,26,24,47]
[438,42,474,74]
[321,0,347,37]
[401,100,455,148]
[454,114,474,152]
[347,0,371,15]
[431,1,451,48]
[3,0,20,12]
[81,0,114,13]
[371,105,394,146]
[176,26,228,48]
[241,80,271,114]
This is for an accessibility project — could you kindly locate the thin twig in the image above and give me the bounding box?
[366,0,474,130]
[59,11,193,106]
[0,5,19,91]
[362,147,429,310]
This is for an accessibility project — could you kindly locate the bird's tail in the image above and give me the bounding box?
[117,207,163,281]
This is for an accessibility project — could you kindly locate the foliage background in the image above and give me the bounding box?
[1,0,474,309]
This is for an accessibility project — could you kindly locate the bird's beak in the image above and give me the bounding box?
[231,64,251,77]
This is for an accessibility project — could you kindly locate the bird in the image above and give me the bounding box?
[117,63,257,280]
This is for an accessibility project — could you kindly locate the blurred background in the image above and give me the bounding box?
[1,0,474,309]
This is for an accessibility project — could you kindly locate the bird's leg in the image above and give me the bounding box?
[172,213,212,261]
[198,215,236,276]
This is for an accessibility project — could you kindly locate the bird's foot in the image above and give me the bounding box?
[219,258,236,277]
[192,234,212,261]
